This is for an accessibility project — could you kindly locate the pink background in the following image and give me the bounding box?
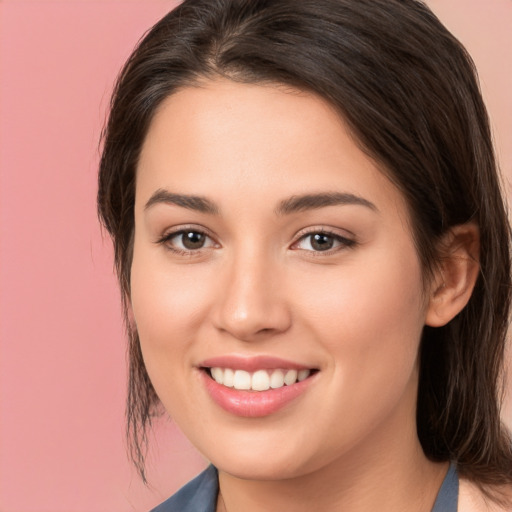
[0,1,510,511]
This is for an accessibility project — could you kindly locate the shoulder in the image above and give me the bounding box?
[150,465,219,512]
[458,477,512,512]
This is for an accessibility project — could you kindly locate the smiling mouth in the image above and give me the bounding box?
[203,367,318,392]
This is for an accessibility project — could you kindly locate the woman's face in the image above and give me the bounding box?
[131,79,432,480]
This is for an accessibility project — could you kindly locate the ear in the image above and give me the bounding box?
[425,223,480,327]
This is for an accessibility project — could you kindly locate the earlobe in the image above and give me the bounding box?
[425,223,480,328]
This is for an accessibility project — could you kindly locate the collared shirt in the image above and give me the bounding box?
[151,463,458,512]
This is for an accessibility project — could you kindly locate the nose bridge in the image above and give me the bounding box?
[214,241,290,340]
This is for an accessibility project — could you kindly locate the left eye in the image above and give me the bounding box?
[294,232,353,252]
[165,230,216,251]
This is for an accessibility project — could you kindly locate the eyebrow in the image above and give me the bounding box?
[275,192,378,215]
[144,189,219,215]
[144,189,377,216]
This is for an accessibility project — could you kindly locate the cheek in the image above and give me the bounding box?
[129,245,214,391]
[293,244,426,377]
[129,249,217,421]
[131,250,208,337]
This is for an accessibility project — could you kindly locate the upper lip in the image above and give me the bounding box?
[199,355,315,372]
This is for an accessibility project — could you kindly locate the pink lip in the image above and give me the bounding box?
[199,355,311,372]
[199,366,317,418]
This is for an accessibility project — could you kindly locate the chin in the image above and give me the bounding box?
[203,436,325,482]
[215,456,308,481]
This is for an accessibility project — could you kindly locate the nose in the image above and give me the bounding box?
[212,250,292,342]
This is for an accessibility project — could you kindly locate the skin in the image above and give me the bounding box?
[131,79,480,511]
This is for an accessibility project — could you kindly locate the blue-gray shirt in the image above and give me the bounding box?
[151,463,458,512]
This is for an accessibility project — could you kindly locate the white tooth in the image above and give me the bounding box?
[233,370,251,390]
[251,370,270,391]
[223,368,234,387]
[270,370,285,389]
[211,367,224,384]
[297,369,310,382]
[284,369,298,385]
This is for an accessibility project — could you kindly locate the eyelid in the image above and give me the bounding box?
[155,224,220,253]
[292,225,355,242]
[290,226,357,253]
[154,224,356,255]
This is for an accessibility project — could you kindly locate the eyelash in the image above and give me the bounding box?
[292,228,357,256]
[156,227,357,256]
[156,226,218,256]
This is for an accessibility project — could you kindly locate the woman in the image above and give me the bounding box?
[98,0,512,510]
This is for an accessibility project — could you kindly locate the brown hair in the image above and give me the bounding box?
[98,0,512,494]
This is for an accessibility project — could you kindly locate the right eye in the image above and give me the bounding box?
[158,229,217,253]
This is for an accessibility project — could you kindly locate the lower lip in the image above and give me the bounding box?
[201,370,316,417]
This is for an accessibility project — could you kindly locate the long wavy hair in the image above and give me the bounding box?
[97,0,512,497]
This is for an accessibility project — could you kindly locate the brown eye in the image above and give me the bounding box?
[293,231,356,253]
[159,229,216,253]
[181,231,206,249]
[310,233,334,251]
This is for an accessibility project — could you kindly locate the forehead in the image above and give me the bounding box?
[136,79,408,221]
